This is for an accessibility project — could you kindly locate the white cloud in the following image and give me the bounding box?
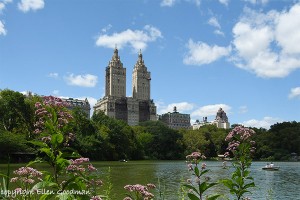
[160,0,200,7]
[238,106,248,114]
[214,30,225,36]
[48,72,59,78]
[191,104,231,119]
[276,4,300,55]
[0,0,12,12]
[183,39,231,65]
[64,74,98,87]
[0,20,6,36]
[231,4,300,78]
[242,117,281,129]
[160,0,176,7]
[243,0,268,5]
[219,0,229,6]
[158,102,195,114]
[96,25,162,52]
[288,87,300,99]
[18,0,44,13]
[208,17,221,29]
[0,3,5,11]
[101,24,112,33]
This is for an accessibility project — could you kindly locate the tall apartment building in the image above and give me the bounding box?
[94,48,157,126]
[160,106,191,130]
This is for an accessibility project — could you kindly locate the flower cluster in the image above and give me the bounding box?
[123,183,156,200]
[186,152,206,162]
[225,126,255,142]
[10,167,43,185]
[34,96,74,133]
[225,126,256,156]
[66,157,95,173]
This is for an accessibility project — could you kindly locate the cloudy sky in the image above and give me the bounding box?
[1,0,299,129]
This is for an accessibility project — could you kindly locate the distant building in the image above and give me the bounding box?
[213,108,230,129]
[94,48,157,126]
[192,117,212,130]
[62,98,91,118]
[160,106,191,130]
[24,92,91,118]
[192,107,230,129]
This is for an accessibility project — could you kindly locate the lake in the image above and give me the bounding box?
[1,161,300,199]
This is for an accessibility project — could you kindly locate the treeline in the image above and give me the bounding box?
[0,89,299,162]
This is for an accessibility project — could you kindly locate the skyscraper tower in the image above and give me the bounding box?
[132,50,151,100]
[94,48,157,125]
[105,47,126,98]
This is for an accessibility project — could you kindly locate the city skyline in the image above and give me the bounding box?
[1,0,300,129]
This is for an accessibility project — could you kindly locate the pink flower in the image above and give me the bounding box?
[88,164,96,171]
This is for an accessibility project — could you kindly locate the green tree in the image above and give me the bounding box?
[138,121,183,159]
[91,111,141,160]
[180,129,209,156]
[0,130,31,161]
[0,89,34,134]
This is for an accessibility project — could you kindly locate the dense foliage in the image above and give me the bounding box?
[0,89,299,162]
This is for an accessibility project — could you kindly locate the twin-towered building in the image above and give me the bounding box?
[93,48,230,129]
[94,48,157,126]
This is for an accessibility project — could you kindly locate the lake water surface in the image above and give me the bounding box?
[93,161,300,199]
[1,161,300,199]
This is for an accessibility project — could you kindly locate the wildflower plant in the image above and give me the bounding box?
[123,183,156,200]
[25,96,104,199]
[221,126,256,200]
[184,152,220,200]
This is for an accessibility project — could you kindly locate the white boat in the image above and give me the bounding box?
[262,163,279,171]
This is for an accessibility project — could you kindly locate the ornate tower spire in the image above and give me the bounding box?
[105,48,126,97]
[134,49,146,70]
[132,50,151,100]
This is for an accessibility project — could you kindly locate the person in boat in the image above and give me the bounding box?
[270,162,274,167]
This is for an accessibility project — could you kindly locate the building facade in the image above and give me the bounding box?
[94,48,157,126]
[212,107,230,129]
[62,97,91,118]
[192,107,230,129]
[160,106,191,130]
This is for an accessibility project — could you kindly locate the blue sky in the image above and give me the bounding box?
[1,0,300,129]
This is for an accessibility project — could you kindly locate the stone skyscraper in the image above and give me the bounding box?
[94,48,157,126]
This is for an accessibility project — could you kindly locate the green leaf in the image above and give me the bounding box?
[243,182,255,189]
[51,133,64,147]
[28,140,48,148]
[55,192,74,200]
[40,147,54,160]
[32,180,58,190]
[219,179,233,188]
[187,192,200,200]
[207,194,221,200]
[183,184,199,195]
[199,182,218,193]
[194,166,200,177]
[200,169,209,176]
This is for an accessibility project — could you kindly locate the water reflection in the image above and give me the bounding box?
[1,161,299,199]
[95,161,300,199]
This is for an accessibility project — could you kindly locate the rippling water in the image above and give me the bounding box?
[1,161,300,199]
[94,161,300,199]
